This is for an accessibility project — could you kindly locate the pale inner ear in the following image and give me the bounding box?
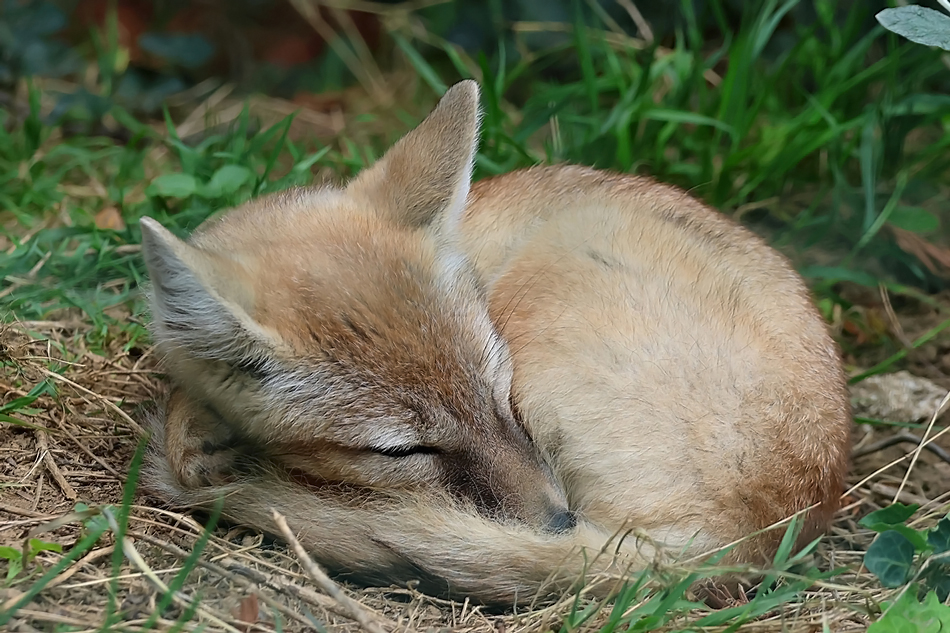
[140,217,278,362]
[347,80,481,230]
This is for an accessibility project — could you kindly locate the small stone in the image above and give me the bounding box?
[850,370,949,423]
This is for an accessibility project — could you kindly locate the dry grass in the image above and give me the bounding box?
[4,1,950,628]
[1,314,949,632]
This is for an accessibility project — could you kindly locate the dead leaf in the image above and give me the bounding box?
[233,593,259,631]
[94,207,126,231]
[891,226,950,277]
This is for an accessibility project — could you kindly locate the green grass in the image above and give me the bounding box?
[0,435,222,630]
[1,0,949,334]
[2,0,950,629]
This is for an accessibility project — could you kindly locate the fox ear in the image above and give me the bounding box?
[349,80,480,229]
[140,217,277,362]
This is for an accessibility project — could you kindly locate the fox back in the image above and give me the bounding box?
[140,81,851,605]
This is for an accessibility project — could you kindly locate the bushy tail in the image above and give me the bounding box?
[140,406,651,606]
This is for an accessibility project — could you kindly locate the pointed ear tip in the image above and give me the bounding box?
[139,217,180,253]
[139,216,161,234]
[445,80,480,106]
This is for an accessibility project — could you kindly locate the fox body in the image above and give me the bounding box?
[140,81,851,605]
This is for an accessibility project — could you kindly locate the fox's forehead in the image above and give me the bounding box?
[188,186,348,252]
[258,237,489,368]
[173,184,509,415]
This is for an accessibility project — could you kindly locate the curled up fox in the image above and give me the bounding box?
[139,80,851,605]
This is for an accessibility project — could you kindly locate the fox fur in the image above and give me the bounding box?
[139,80,851,606]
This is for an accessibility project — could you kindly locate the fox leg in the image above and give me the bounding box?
[148,386,247,488]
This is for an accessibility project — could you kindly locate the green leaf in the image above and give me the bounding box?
[392,34,447,94]
[877,7,950,52]
[0,394,39,414]
[800,266,880,287]
[27,538,62,560]
[866,531,916,588]
[861,503,921,529]
[290,146,331,175]
[0,546,21,562]
[641,108,738,138]
[923,564,950,602]
[773,515,803,566]
[888,207,940,234]
[0,518,109,626]
[886,94,950,116]
[200,165,253,198]
[868,589,950,633]
[0,546,23,583]
[146,173,197,198]
[0,380,55,414]
[928,516,950,554]
[0,412,50,432]
[890,525,930,552]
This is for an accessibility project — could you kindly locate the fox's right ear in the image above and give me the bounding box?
[348,80,480,230]
[139,217,277,362]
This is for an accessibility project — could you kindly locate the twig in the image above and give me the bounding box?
[894,390,950,503]
[271,510,392,633]
[329,7,385,95]
[45,545,115,589]
[117,532,245,633]
[59,412,122,478]
[616,0,654,43]
[870,483,930,507]
[852,431,950,463]
[0,502,54,519]
[10,320,86,331]
[287,0,389,104]
[844,419,950,498]
[0,253,51,299]
[35,425,77,501]
[176,83,237,138]
[129,530,327,631]
[879,283,913,348]
[680,503,819,565]
[31,472,44,512]
[35,366,145,435]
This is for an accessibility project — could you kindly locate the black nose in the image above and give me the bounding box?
[546,509,577,533]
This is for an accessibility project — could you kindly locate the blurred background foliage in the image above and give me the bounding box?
[1,0,950,362]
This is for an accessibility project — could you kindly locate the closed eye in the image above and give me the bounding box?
[368,445,441,458]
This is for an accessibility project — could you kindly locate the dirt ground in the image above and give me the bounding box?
[2,298,950,632]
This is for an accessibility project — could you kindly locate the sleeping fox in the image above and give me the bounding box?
[139,80,851,605]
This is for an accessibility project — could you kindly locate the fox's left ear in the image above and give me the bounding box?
[348,80,480,229]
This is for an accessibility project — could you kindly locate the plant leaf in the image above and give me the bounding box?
[27,538,62,560]
[146,173,197,199]
[868,589,950,632]
[888,207,940,234]
[0,546,21,562]
[860,503,920,529]
[923,564,950,602]
[928,516,950,554]
[200,165,253,198]
[886,525,930,552]
[865,530,916,588]
[876,7,950,52]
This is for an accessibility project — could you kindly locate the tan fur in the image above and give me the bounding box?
[139,80,851,606]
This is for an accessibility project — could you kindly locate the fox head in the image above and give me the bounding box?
[140,81,574,533]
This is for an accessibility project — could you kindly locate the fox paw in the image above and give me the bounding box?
[173,442,241,488]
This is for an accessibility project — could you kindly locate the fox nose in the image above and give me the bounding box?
[546,509,577,533]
